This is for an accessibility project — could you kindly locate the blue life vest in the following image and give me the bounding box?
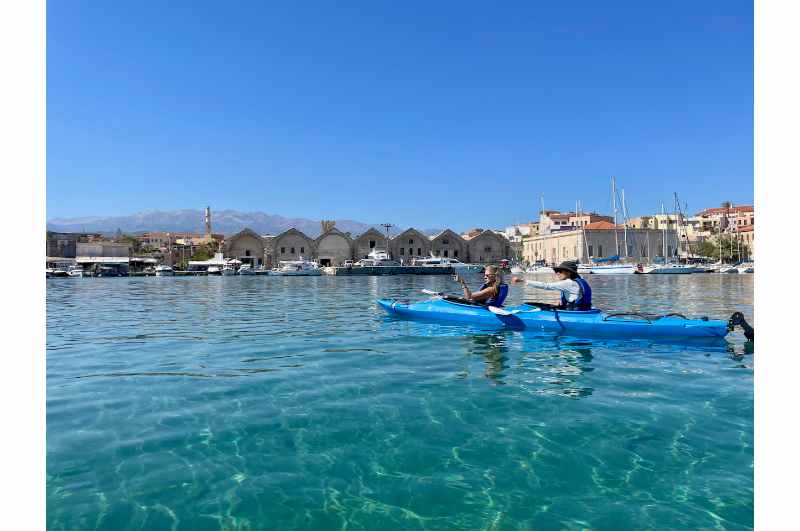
[480,282,509,307]
[559,277,592,311]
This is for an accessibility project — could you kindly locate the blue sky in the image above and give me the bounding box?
[47,0,753,230]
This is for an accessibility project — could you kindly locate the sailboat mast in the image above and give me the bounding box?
[622,188,629,258]
[612,176,619,256]
[661,202,667,260]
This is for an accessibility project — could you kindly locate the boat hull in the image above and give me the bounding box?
[578,264,638,275]
[647,265,696,274]
[377,298,729,341]
[268,270,322,276]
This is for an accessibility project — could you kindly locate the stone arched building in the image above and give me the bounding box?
[353,228,387,259]
[430,229,467,260]
[223,228,266,267]
[315,227,354,266]
[389,228,432,263]
[271,228,315,263]
[465,230,510,263]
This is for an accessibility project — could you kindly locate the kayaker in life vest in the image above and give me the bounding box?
[454,265,509,306]
[511,261,592,311]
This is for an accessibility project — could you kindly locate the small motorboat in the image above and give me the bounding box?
[67,266,86,278]
[268,258,322,276]
[154,265,175,276]
[237,263,256,275]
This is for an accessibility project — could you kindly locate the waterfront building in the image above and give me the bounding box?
[538,211,613,235]
[223,228,267,267]
[694,205,754,232]
[464,229,511,264]
[353,228,387,260]
[522,223,679,265]
[430,229,467,260]
[74,241,132,275]
[736,224,754,258]
[46,232,102,258]
[315,226,353,267]
[271,228,316,263]
[389,228,432,263]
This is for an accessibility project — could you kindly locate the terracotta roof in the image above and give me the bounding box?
[736,224,754,233]
[696,205,753,216]
[584,221,621,230]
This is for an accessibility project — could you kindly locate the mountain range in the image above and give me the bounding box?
[46,209,444,238]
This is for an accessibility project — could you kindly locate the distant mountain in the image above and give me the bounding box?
[46,209,443,238]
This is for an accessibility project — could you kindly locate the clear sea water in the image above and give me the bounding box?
[47,273,753,530]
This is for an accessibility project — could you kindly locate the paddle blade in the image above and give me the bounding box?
[488,306,513,316]
[421,289,444,296]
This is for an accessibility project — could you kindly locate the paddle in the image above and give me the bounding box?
[421,289,444,296]
[487,306,537,316]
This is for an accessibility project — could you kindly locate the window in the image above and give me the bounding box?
[281,247,285,254]
[443,250,448,257]
[598,245,603,257]
[667,245,672,257]
[400,247,404,255]
[628,245,633,256]
[409,248,413,255]
[300,247,304,253]
[442,239,449,245]
[291,247,295,254]
[245,249,251,256]
[453,250,458,257]
[369,240,376,248]
[417,248,421,255]
[641,246,647,257]
[588,245,593,257]
[484,246,492,252]
[408,239,414,244]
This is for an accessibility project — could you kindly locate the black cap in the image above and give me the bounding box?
[553,261,579,275]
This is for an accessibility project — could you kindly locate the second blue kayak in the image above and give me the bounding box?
[376,297,730,341]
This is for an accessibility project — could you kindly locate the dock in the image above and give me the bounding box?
[324,266,454,276]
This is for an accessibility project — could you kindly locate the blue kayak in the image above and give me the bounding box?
[376,297,741,341]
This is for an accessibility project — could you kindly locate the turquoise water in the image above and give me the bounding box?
[47,274,753,530]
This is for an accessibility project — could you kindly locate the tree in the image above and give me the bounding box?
[691,235,750,262]
[189,244,215,262]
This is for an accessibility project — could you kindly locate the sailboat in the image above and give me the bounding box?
[579,178,637,274]
[648,195,694,274]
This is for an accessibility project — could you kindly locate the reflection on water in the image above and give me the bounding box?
[47,274,753,530]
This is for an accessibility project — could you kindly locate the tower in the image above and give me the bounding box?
[204,206,212,238]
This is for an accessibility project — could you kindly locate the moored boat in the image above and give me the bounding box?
[413,256,483,271]
[356,249,401,267]
[269,258,322,276]
[646,263,696,274]
[237,263,256,275]
[67,266,87,278]
[154,265,175,276]
[578,263,638,275]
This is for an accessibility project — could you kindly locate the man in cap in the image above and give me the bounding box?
[511,261,593,311]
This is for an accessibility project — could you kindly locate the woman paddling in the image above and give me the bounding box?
[454,265,509,306]
[511,261,592,310]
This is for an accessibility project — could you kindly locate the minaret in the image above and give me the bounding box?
[204,206,212,239]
